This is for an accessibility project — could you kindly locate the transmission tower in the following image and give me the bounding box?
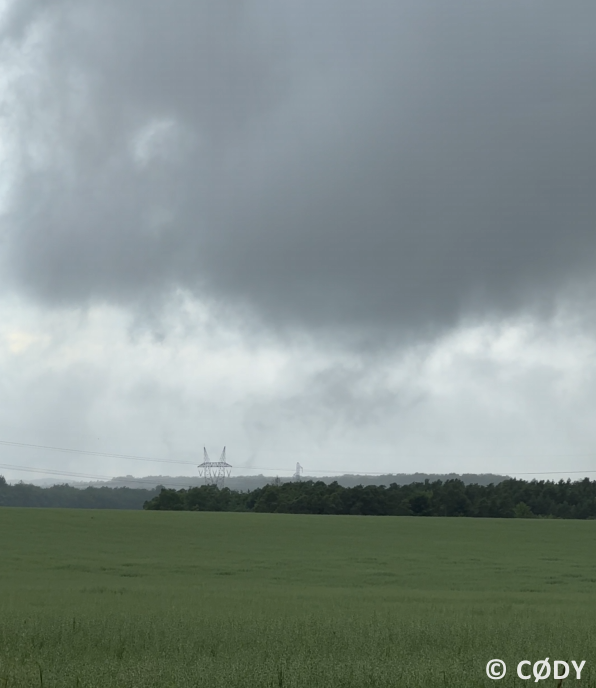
[293,462,303,482]
[197,447,232,488]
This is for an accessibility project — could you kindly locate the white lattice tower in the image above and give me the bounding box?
[197,447,232,488]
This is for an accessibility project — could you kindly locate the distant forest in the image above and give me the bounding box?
[144,478,596,519]
[28,472,508,490]
[0,476,159,509]
[4,474,596,518]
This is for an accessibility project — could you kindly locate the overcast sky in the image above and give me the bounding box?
[1,0,595,483]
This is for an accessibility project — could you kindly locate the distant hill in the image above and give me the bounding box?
[24,472,510,490]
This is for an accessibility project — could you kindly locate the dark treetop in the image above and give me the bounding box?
[143,478,596,519]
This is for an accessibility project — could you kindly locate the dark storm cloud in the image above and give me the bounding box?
[2,0,595,338]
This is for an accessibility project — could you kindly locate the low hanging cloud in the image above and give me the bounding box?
[1,0,595,343]
[2,0,596,482]
[1,295,595,482]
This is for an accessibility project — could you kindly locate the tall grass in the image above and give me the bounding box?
[1,509,595,686]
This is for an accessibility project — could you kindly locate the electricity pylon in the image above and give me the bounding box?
[197,447,232,488]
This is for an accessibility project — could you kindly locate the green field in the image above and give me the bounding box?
[1,509,595,687]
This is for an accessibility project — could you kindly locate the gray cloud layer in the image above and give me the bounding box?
[2,0,595,339]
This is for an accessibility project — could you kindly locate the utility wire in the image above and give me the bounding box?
[2,461,596,489]
[0,463,198,489]
[0,439,197,466]
[0,438,595,479]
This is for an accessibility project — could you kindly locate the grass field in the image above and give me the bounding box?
[1,509,595,687]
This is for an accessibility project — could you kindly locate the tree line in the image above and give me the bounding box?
[143,477,596,519]
[0,476,159,509]
[80,471,507,491]
[3,474,596,518]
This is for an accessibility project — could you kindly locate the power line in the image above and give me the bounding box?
[0,439,304,475]
[0,439,421,475]
[0,463,198,489]
[506,470,596,476]
[222,466,596,477]
[0,439,197,465]
[0,437,595,479]
[2,460,596,490]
